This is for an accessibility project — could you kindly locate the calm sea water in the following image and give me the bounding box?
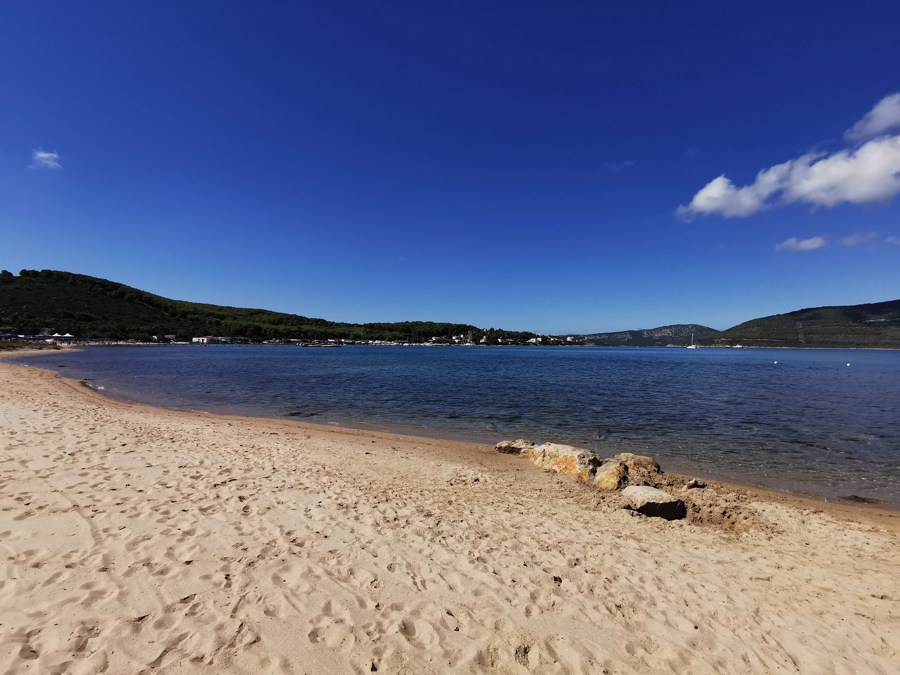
[14,345,900,506]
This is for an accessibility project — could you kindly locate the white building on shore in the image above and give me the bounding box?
[191,336,224,344]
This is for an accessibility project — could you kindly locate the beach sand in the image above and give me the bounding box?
[1,358,898,674]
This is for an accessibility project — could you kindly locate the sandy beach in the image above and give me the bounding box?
[1,357,898,674]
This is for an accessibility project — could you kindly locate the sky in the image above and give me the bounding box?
[2,1,900,334]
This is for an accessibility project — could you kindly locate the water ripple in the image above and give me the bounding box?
[13,344,900,506]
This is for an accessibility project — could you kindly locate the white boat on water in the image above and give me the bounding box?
[686,332,699,349]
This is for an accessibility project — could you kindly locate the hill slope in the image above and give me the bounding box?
[0,269,536,343]
[713,299,900,348]
[3,269,898,348]
[572,324,720,347]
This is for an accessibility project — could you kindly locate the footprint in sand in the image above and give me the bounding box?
[397,616,440,650]
[307,621,356,651]
[14,628,42,661]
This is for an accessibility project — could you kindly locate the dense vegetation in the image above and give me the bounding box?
[0,270,539,343]
[711,300,900,348]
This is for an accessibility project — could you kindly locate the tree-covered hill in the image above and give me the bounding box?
[0,269,537,343]
[711,299,900,348]
[4,269,898,348]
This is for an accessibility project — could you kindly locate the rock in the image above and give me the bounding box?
[614,452,661,484]
[593,459,628,491]
[621,485,686,520]
[493,440,674,498]
[530,443,602,481]
[494,439,536,455]
[683,478,707,490]
[838,495,882,504]
[614,452,660,470]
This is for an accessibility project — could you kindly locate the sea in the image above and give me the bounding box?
[13,344,900,507]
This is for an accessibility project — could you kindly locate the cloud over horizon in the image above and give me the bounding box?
[678,94,900,219]
[30,149,63,170]
[775,236,827,252]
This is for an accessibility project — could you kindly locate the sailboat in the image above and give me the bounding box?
[686,332,699,349]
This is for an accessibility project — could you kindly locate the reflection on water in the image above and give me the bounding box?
[15,345,900,505]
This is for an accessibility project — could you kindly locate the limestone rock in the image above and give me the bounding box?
[683,478,707,490]
[492,440,673,498]
[614,452,661,484]
[621,485,686,520]
[593,460,628,491]
[530,443,602,481]
[495,439,535,456]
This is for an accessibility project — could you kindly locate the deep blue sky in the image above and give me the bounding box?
[3,1,899,333]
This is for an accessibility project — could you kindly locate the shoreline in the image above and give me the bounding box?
[2,357,899,672]
[53,361,900,520]
[8,347,898,512]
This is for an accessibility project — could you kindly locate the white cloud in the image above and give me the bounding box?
[783,137,900,206]
[678,94,900,219]
[775,236,827,252]
[840,232,877,247]
[676,161,791,218]
[845,93,900,142]
[30,149,62,170]
[887,235,900,246]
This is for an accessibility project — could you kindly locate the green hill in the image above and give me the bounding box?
[3,269,898,348]
[712,299,900,348]
[0,269,537,343]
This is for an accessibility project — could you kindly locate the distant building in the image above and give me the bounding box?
[192,336,221,344]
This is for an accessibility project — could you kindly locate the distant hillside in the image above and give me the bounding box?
[713,300,900,348]
[572,324,720,347]
[4,269,898,349]
[0,269,538,343]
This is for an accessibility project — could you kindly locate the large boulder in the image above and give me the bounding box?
[530,443,602,481]
[621,486,686,520]
[614,452,661,484]
[593,459,628,491]
[592,454,661,491]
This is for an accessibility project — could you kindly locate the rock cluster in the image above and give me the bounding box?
[495,439,687,520]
